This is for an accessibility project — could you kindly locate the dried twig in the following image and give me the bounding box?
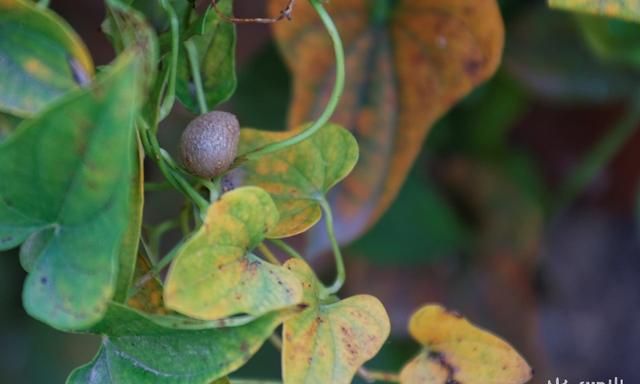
[211,0,295,24]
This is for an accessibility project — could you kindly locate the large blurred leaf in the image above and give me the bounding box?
[506,6,640,103]
[269,0,504,252]
[238,123,358,238]
[348,173,469,265]
[576,14,640,68]
[164,187,303,320]
[67,303,285,384]
[0,0,94,117]
[399,304,532,384]
[176,0,236,113]
[0,52,143,330]
[282,259,390,384]
[549,0,640,22]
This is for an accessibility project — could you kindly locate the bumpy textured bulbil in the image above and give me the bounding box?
[179,111,240,178]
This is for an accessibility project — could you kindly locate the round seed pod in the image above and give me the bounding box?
[179,111,240,178]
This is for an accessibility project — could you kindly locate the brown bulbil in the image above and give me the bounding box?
[179,111,240,178]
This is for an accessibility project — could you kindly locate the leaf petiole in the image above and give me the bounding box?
[320,197,345,295]
[269,239,304,260]
[184,40,209,115]
[243,0,345,161]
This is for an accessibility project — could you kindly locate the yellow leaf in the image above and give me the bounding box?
[164,187,303,320]
[400,305,532,384]
[282,259,390,384]
[238,123,358,238]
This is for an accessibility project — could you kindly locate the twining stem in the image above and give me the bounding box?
[184,40,209,115]
[320,197,345,295]
[555,93,640,209]
[357,367,401,383]
[243,0,345,161]
[270,239,304,260]
[159,0,179,121]
[258,243,281,265]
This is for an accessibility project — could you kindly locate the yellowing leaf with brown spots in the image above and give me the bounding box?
[164,187,303,320]
[281,259,390,384]
[0,0,95,117]
[269,0,504,253]
[549,0,640,22]
[400,305,532,384]
[237,123,358,238]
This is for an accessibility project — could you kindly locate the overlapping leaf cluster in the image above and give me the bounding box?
[0,0,537,383]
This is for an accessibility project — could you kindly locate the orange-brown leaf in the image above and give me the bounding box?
[269,0,504,251]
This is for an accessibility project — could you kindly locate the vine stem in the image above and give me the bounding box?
[320,197,345,295]
[270,239,304,260]
[243,0,345,161]
[184,40,209,115]
[258,243,281,265]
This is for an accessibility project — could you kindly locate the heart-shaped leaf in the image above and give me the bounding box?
[269,0,504,252]
[237,123,358,238]
[549,0,640,22]
[67,302,286,384]
[164,186,303,320]
[0,52,144,330]
[399,304,532,384]
[0,0,94,117]
[176,0,236,113]
[281,259,390,384]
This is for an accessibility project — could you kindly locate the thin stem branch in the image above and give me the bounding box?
[184,40,209,115]
[159,0,179,121]
[258,243,281,265]
[270,239,304,260]
[320,197,345,295]
[212,0,295,24]
[555,93,640,209]
[128,240,184,299]
[242,0,345,161]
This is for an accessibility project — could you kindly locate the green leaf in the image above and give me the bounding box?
[237,124,359,238]
[105,0,159,93]
[66,303,286,384]
[576,14,640,68]
[0,0,94,117]
[176,0,236,113]
[0,52,144,330]
[506,5,640,103]
[281,259,390,384]
[164,187,303,320]
[549,0,640,22]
